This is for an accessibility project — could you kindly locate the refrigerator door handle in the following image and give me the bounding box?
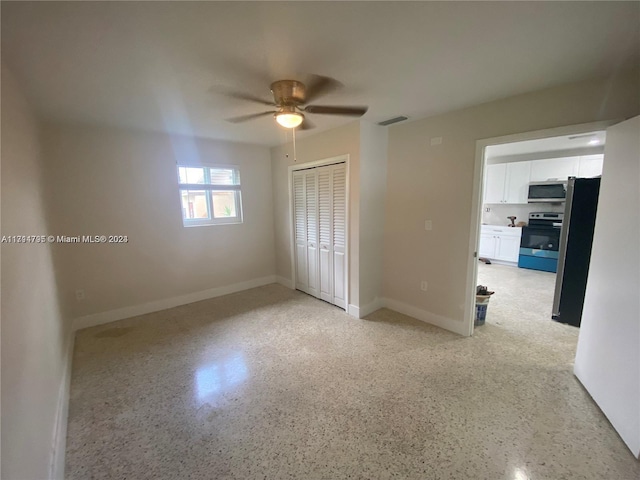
[552,176,575,318]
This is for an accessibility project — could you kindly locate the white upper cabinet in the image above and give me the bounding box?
[484,164,507,203]
[504,161,531,203]
[578,154,604,178]
[529,156,579,182]
[484,162,531,204]
[484,155,604,206]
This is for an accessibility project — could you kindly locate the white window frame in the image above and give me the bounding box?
[177,164,243,227]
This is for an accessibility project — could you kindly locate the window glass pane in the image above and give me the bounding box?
[178,167,188,184]
[209,168,237,185]
[211,191,237,218]
[185,167,205,184]
[181,190,209,219]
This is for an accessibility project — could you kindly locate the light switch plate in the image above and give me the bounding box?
[425,220,433,231]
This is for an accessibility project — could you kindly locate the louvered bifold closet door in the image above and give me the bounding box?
[305,171,319,297]
[332,164,347,308]
[293,171,309,292]
[317,165,334,303]
[293,163,346,308]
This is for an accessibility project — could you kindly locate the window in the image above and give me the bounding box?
[177,165,243,227]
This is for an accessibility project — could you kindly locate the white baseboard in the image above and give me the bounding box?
[276,276,294,289]
[72,275,277,331]
[347,304,360,318]
[50,331,75,479]
[357,297,384,318]
[381,297,470,337]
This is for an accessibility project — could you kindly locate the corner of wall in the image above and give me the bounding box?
[72,275,278,331]
[2,64,73,480]
[50,331,75,479]
[381,298,470,336]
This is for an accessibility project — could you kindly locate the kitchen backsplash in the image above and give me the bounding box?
[482,203,564,226]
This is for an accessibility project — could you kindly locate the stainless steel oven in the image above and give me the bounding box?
[518,212,563,272]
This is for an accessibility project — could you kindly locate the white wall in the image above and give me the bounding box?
[1,67,71,480]
[358,122,388,314]
[574,116,640,458]
[383,71,640,335]
[41,124,276,324]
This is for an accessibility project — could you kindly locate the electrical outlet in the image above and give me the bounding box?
[430,136,443,146]
[425,220,433,231]
[420,281,428,292]
[485,207,491,212]
[75,289,85,302]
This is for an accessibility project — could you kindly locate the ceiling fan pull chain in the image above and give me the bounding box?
[293,126,297,162]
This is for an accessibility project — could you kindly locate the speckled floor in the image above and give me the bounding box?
[65,272,639,479]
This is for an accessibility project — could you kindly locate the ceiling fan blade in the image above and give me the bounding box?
[304,105,368,116]
[226,111,274,123]
[303,74,342,104]
[212,87,275,106]
[298,117,315,130]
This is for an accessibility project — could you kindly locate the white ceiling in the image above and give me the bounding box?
[486,131,607,159]
[2,2,639,147]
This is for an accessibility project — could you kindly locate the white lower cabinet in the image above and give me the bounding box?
[479,226,522,264]
[479,233,497,258]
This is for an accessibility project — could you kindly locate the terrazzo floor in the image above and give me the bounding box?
[65,269,639,479]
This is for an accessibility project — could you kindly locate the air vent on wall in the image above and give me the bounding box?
[378,116,408,126]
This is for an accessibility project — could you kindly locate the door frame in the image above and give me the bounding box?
[288,154,350,310]
[464,120,619,336]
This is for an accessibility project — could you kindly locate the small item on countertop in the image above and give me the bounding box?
[516,221,527,227]
[507,216,516,227]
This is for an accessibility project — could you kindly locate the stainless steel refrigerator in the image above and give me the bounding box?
[552,177,601,327]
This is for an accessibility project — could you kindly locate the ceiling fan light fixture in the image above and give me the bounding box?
[275,111,304,129]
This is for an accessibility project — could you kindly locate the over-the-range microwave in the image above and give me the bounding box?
[527,180,567,203]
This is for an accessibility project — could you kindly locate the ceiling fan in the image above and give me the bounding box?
[220,75,368,130]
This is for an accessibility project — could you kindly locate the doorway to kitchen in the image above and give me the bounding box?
[465,122,614,337]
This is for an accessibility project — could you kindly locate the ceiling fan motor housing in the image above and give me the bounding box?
[270,80,306,106]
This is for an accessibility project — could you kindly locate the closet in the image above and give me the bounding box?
[292,162,347,309]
